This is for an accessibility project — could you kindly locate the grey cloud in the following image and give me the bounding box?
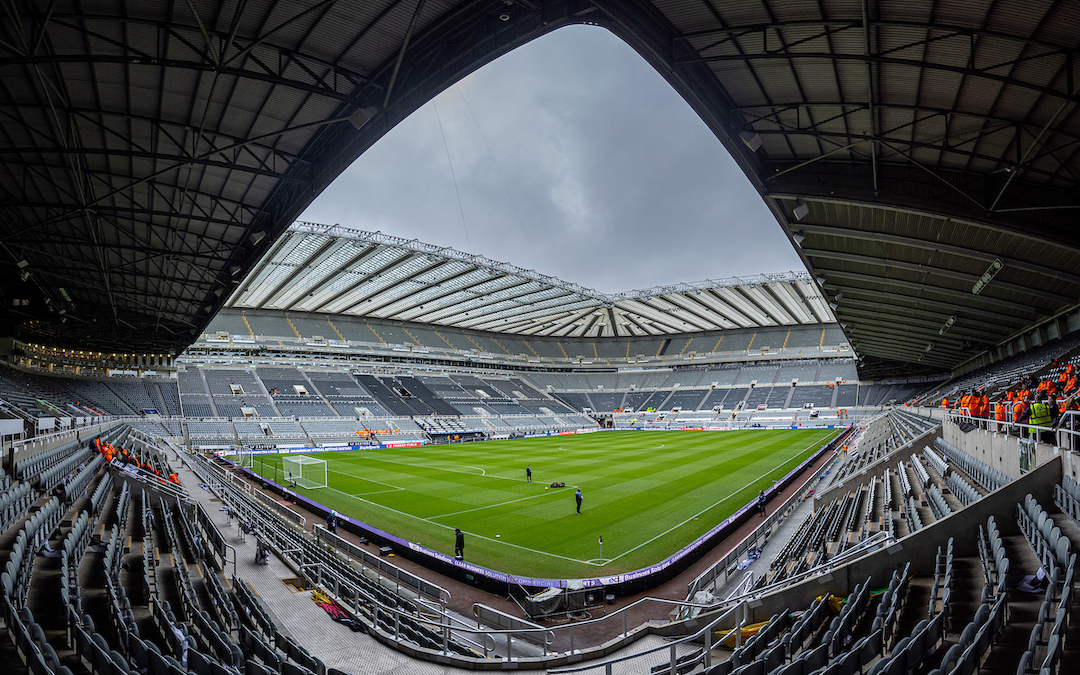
[300,24,803,294]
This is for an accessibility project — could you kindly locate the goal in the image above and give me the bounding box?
[227,449,253,469]
[282,455,328,489]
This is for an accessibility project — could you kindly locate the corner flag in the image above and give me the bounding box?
[598,536,603,545]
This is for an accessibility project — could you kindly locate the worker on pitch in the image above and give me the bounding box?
[454,528,465,559]
[526,464,532,484]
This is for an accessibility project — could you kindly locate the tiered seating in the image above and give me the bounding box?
[934,438,1010,492]
[14,439,84,481]
[36,446,93,492]
[0,481,34,532]
[190,452,475,658]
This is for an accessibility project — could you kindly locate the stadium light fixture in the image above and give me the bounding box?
[971,258,1004,295]
[939,315,956,335]
[739,130,763,152]
[16,259,29,269]
[829,302,838,310]
[792,233,805,246]
[792,202,810,220]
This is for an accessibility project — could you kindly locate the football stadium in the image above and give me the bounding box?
[1,3,1080,675]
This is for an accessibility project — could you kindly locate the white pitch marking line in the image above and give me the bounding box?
[348,488,404,497]
[353,455,517,481]
[429,490,559,520]
[324,486,596,565]
[602,435,829,564]
[327,467,402,490]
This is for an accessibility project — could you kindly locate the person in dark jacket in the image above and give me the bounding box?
[526,464,532,483]
[575,488,583,514]
[454,528,465,558]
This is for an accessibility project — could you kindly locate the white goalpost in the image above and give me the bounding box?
[282,455,328,489]
[225,448,253,468]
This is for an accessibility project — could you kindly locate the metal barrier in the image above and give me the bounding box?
[252,489,307,529]
[714,530,893,611]
[546,600,750,675]
[944,408,1080,451]
[314,524,450,605]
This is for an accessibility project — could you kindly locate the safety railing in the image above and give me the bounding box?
[252,488,307,528]
[314,524,450,605]
[711,530,893,611]
[945,407,1080,452]
[547,600,749,675]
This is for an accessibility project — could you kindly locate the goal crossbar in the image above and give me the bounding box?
[283,455,328,489]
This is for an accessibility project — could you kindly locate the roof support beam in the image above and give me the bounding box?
[803,248,1075,304]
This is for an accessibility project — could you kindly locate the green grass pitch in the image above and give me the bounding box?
[248,428,838,578]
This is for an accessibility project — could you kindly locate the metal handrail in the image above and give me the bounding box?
[547,601,749,675]
[713,531,894,610]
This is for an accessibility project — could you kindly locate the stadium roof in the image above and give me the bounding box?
[1,1,1077,374]
[226,222,835,337]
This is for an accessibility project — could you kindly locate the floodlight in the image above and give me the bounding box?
[792,202,810,220]
[792,233,805,246]
[938,315,956,336]
[16,259,29,269]
[971,258,1004,295]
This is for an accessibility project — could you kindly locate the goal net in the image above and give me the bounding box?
[282,455,328,489]
[224,448,253,468]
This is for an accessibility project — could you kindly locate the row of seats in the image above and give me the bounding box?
[934,438,1010,492]
[926,484,952,521]
[14,439,81,480]
[63,454,106,502]
[38,447,93,492]
[1017,494,1072,574]
[0,481,34,532]
[947,472,980,507]
[1018,491,1079,675]
[874,564,912,650]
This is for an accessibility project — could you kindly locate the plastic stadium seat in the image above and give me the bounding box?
[703,660,734,675]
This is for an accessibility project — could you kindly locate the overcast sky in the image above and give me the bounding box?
[299,24,804,295]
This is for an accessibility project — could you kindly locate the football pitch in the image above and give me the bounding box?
[248,428,838,578]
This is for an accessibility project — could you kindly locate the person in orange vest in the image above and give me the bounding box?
[168,473,180,484]
[978,392,990,428]
[941,397,949,410]
[994,400,1007,433]
[1012,397,1028,437]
